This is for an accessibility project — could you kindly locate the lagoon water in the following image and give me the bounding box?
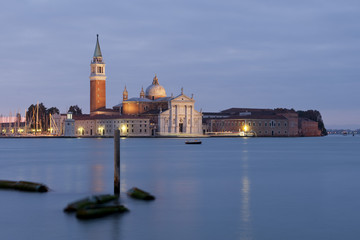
[0,136,360,240]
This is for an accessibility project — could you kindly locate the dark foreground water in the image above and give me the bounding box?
[0,136,360,240]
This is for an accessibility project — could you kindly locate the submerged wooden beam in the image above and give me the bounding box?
[76,205,128,219]
[114,129,120,195]
[64,194,118,212]
[127,187,155,200]
[0,180,48,192]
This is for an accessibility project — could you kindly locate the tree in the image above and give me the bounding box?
[47,107,60,115]
[68,105,82,115]
[297,110,327,136]
[26,103,60,132]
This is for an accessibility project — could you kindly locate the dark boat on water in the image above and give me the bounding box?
[185,140,202,144]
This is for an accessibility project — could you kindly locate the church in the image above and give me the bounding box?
[118,75,203,136]
[77,35,203,137]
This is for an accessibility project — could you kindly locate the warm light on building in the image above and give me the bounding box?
[244,125,248,132]
[98,126,104,134]
[121,125,126,132]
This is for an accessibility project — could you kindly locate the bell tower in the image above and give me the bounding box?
[123,86,128,101]
[90,34,106,113]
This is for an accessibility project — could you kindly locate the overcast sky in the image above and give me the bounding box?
[1,0,359,129]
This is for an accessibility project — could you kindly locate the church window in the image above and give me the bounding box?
[285,123,287,126]
[248,122,251,126]
[97,67,103,73]
[140,129,142,132]
[278,123,281,127]
[145,129,147,132]
[253,122,255,126]
[259,122,262,126]
[265,123,267,126]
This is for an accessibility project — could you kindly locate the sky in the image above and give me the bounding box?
[0,0,359,129]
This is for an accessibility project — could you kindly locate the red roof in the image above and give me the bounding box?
[73,114,149,120]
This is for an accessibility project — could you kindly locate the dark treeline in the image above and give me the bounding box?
[26,103,59,132]
[26,104,83,132]
[297,110,327,136]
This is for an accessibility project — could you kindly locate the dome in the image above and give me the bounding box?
[145,75,166,100]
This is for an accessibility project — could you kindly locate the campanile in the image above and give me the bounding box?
[90,34,106,113]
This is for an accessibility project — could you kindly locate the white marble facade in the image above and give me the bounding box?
[158,93,202,135]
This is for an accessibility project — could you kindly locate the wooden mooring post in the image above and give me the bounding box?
[114,129,120,195]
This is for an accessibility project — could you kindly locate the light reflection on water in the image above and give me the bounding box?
[0,136,360,240]
[240,148,252,240]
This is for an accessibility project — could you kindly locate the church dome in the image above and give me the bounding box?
[145,75,166,100]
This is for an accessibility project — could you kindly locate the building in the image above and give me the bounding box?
[0,114,26,135]
[90,34,107,114]
[119,76,203,136]
[60,35,202,137]
[298,118,321,136]
[203,108,322,137]
[72,114,150,137]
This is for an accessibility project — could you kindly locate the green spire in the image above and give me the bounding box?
[93,34,102,57]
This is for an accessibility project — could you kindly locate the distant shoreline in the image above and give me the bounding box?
[0,135,324,139]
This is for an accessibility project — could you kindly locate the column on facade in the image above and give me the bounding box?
[184,105,188,133]
[169,104,173,133]
[175,105,178,133]
[190,105,193,133]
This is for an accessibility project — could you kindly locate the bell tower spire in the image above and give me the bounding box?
[123,86,128,101]
[90,34,106,114]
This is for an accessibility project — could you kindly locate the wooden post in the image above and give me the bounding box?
[114,129,120,195]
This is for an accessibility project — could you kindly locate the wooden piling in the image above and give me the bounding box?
[114,129,120,195]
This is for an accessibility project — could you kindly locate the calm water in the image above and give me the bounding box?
[0,136,360,240]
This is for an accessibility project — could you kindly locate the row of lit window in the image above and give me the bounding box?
[97,120,147,124]
[214,121,287,127]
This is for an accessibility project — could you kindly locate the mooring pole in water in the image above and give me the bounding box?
[114,129,120,196]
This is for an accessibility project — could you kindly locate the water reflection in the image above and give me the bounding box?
[120,162,127,193]
[91,164,105,193]
[239,148,253,240]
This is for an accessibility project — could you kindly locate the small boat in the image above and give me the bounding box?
[185,140,202,144]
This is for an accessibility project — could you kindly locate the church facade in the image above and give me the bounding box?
[120,75,203,136]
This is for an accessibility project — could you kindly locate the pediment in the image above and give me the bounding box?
[171,94,194,102]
